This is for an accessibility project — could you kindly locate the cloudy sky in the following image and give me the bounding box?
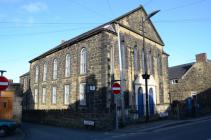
[0,0,211,82]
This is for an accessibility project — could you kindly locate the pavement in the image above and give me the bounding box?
[115,115,211,134]
[2,115,211,140]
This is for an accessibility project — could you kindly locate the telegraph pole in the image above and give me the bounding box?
[116,23,125,125]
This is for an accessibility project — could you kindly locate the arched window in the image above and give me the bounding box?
[65,54,71,77]
[53,59,57,79]
[43,62,47,81]
[148,50,153,74]
[157,54,162,75]
[142,49,145,73]
[134,47,138,71]
[80,48,87,74]
[35,66,39,83]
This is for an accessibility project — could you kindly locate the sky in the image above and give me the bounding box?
[0,0,211,82]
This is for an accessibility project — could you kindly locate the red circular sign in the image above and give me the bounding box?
[0,76,9,91]
[112,83,121,94]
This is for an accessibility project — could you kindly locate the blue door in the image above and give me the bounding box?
[149,88,154,116]
[138,87,144,117]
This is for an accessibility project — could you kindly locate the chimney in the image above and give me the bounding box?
[196,53,207,63]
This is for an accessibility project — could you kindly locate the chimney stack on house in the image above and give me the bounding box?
[196,53,207,63]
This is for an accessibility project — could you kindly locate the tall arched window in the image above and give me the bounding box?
[43,62,47,81]
[157,54,162,75]
[35,65,39,83]
[134,47,138,71]
[148,50,153,74]
[142,49,145,73]
[65,54,71,77]
[53,59,57,79]
[80,48,87,74]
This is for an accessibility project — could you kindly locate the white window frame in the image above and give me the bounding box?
[34,89,38,104]
[65,54,71,77]
[52,86,57,104]
[64,85,70,105]
[79,83,86,106]
[35,66,39,83]
[53,59,57,80]
[43,63,47,81]
[42,88,46,104]
[80,48,87,74]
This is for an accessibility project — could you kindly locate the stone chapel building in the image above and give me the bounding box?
[21,6,169,117]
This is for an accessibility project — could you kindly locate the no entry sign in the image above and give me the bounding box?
[112,82,121,94]
[0,76,9,91]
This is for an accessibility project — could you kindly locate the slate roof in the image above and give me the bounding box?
[20,72,30,77]
[29,5,164,63]
[168,62,194,80]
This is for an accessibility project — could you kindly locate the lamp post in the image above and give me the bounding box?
[141,10,160,122]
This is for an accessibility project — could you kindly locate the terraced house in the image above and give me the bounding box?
[23,6,169,118]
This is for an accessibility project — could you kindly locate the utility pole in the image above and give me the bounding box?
[116,23,125,125]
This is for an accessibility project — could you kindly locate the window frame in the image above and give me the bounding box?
[52,86,57,104]
[80,48,87,74]
[34,88,38,104]
[79,83,86,106]
[35,65,39,83]
[42,87,46,104]
[65,54,71,77]
[53,59,58,80]
[43,62,47,81]
[64,85,70,105]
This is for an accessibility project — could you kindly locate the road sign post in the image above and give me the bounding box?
[112,82,121,130]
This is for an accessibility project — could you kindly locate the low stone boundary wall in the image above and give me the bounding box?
[22,110,114,130]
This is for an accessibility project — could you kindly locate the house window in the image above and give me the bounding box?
[42,88,46,104]
[134,47,138,71]
[79,83,86,106]
[34,89,38,104]
[157,54,162,75]
[171,79,179,84]
[80,48,87,74]
[52,86,57,104]
[64,85,70,105]
[53,59,57,80]
[43,63,47,81]
[65,54,71,77]
[148,50,153,74]
[142,49,145,73]
[35,66,39,83]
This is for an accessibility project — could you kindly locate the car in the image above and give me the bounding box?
[0,119,20,137]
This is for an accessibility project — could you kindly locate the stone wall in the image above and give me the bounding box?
[22,110,114,130]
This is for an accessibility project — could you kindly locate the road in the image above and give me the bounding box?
[2,117,211,140]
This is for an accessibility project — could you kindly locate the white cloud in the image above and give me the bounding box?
[21,2,47,13]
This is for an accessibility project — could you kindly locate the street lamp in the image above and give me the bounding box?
[141,10,160,122]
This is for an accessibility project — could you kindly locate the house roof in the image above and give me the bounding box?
[20,72,30,77]
[29,5,164,63]
[168,62,194,80]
